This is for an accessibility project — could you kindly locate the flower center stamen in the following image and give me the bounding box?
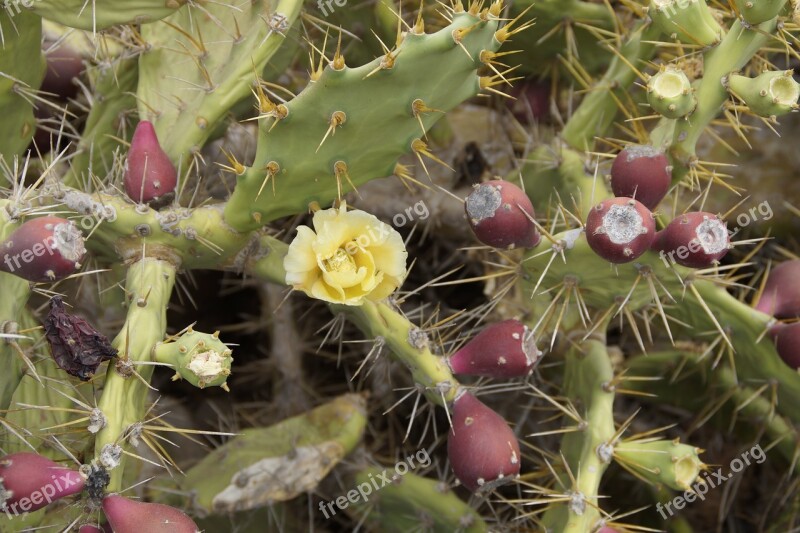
[324,248,357,273]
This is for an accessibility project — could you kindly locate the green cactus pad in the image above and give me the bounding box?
[181,393,367,514]
[28,0,183,31]
[223,8,506,230]
[136,0,303,163]
[152,326,233,389]
[0,11,45,162]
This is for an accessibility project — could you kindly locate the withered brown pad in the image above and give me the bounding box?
[43,296,118,381]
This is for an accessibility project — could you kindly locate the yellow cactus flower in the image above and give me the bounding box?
[284,203,408,306]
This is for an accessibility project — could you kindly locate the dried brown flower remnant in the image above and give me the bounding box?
[44,297,117,381]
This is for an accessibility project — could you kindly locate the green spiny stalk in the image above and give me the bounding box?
[541,333,615,532]
[348,467,487,532]
[523,232,800,425]
[93,257,176,491]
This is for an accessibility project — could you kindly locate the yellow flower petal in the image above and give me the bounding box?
[284,203,408,306]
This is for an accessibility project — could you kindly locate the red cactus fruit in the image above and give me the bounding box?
[610,145,671,210]
[0,453,85,515]
[654,212,730,268]
[447,319,541,378]
[0,216,86,282]
[448,391,521,492]
[585,197,655,263]
[78,525,109,533]
[465,180,541,249]
[124,121,178,208]
[770,322,800,369]
[755,260,800,318]
[102,495,200,533]
[42,42,84,100]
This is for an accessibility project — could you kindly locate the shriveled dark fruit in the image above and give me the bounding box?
[465,180,540,249]
[770,322,800,369]
[0,453,85,514]
[447,319,541,378]
[41,42,84,100]
[447,391,520,492]
[0,216,86,282]
[610,145,671,210]
[102,495,200,533]
[124,121,178,208]
[44,296,118,381]
[654,211,730,268]
[585,197,655,263]
[755,260,800,318]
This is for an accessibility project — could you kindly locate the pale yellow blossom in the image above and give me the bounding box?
[284,203,408,305]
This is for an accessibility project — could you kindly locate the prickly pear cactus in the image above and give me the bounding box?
[1,0,800,531]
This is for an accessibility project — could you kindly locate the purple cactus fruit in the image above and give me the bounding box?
[102,495,200,533]
[447,319,541,378]
[755,260,800,318]
[655,212,730,268]
[585,197,655,263]
[124,121,178,208]
[465,180,541,249]
[42,42,84,100]
[0,453,85,514]
[448,391,521,492]
[770,322,800,369]
[508,80,550,124]
[610,145,671,210]
[0,217,86,282]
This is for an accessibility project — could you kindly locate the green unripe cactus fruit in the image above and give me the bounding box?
[152,326,232,389]
[726,70,800,117]
[612,439,706,491]
[732,0,786,25]
[647,67,697,119]
[648,0,723,46]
